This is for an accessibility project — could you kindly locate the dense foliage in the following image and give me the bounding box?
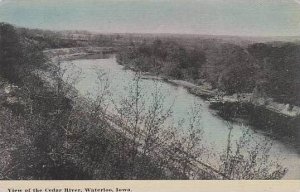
[117,39,300,106]
[248,43,300,105]
[117,40,206,80]
[0,23,47,84]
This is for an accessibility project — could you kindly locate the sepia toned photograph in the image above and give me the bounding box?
[0,0,299,181]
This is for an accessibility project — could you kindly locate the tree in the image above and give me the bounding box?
[0,23,23,83]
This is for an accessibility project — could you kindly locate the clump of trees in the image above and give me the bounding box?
[117,40,256,93]
[0,23,47,84]
[248,42,300,105]
[117,40,206,80]
[203,43,257,94]
[117,39,300,106]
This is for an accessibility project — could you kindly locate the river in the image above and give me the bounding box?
[62,56,300,179]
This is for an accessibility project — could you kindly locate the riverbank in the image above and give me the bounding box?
[45,47,300,152]
[140,74,217,98]
[43,47,116,61]
[119,63,300,152]
[140,73,300,151]
[141,73,300,116]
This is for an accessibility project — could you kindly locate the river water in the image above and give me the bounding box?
[62,56,300,179]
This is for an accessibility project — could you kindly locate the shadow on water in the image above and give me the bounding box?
[209,102,300,154]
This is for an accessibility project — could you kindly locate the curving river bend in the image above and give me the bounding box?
[62,56,300,179]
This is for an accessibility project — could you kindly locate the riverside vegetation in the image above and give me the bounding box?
[0,23,292,179]
[116,38,300,146]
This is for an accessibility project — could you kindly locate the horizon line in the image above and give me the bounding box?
[7,22,300,39]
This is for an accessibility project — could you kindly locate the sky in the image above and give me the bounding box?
[0,0,300,36]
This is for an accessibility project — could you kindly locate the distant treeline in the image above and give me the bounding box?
[117,39,300,106]
[16,27,126,49]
